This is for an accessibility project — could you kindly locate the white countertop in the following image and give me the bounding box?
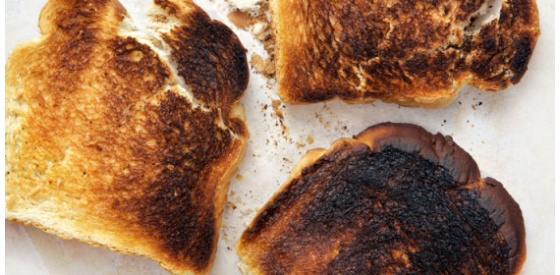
[5,0,555,274]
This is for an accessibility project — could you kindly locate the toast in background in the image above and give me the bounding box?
[270,0,540,107]
[238,123,525,274]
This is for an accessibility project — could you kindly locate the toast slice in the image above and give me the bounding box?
[271,0,540,107]
[5,0,249,274]
[237,123,525,274]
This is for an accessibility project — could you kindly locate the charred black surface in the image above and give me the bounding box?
[276,0,540,104]
[163,10,248,110]
[510,34,534,83]
[112,91,236,271]
[139,91,232,269]
[256,147,511,274]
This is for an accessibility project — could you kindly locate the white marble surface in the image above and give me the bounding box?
[5,0,555,274]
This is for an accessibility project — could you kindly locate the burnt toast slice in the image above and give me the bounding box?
[5,0,248,274]
[271,0,540,107]
[237,123,525,274]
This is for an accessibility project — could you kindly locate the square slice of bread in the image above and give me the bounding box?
[5,0,249,274]
[271,0,540,107]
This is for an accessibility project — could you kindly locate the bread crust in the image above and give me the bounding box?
[271,0,540,106]
[237,123,525,274]
[5,0,248,274]
[479,177,526,274]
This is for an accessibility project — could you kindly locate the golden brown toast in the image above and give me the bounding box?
[237,123,525,274]
[271,0,540,107]
[5,0,249,274]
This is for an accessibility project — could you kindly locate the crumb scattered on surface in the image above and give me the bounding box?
[251,21,271,41]
[223,232,230,244]
[227,11,249,29]
[296,142,306,148]
[271,99,284,119]
[306,136,314,144]
[228,1,275,78]
[239,205,255,216]
[250,54,275,75]
[271,99,281,109]
[247,3,274,52]
[227,201,237,210]
[235,174,244,181]
[472,105,477,110]
[315,113,324,123]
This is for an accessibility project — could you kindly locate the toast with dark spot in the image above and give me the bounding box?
[5,0,249,274]
[237,123,525,274]
[271,0,540,107]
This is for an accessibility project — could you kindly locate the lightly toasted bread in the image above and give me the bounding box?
[5,0,249,274]
[270,0,540,107]
[237,123,525,275]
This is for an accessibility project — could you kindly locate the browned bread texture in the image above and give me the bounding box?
[237,123,525,274]
[5,0,249,274]
[271,0,540,107]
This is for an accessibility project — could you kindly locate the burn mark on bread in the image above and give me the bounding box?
[110,37,170,91]
[239,123,525,274]
[478,177,526,274]
[509,33,535,83]
[47,0,112,72]
[6,0,249,273]
[157,2,249,111]
[111,91,237,271]
[103,37,172,126]
[273,0,540,105]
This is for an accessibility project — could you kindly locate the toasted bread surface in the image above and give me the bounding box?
[271,0,540,106]
[237,123,525,274]
[5,0,249,274]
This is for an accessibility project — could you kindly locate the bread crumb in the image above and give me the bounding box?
[271,99,281,109]
[296,142,306,148]
[239,205,254,216]
[236,196,242,203]
[223,232,230,244]
[227,201,237,210]
[236,174,244,180]
[227,11,248,29]
[251,21,270,41]
[306,136,314,144]
[471,104,477,110]
[271,99,284,119]
[250,54,275,75]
